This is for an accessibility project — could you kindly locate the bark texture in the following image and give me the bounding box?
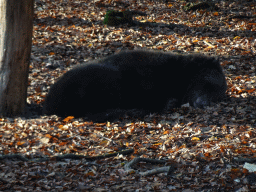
[0,0,34,116]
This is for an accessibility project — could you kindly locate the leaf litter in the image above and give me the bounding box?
[1,0,256,191]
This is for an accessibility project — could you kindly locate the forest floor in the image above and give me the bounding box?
[1,0,256,191]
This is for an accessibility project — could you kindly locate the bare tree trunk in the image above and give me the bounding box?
[0,0,34,117]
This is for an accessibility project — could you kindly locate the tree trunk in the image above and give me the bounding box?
[0,0,34,117]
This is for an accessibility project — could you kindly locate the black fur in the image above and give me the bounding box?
[44,50,227,122]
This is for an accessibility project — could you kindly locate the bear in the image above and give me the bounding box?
[43,50,227,122]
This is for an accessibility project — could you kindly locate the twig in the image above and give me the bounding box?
[203,40,215,47]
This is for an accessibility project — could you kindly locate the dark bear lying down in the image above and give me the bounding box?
[43,50,227,122]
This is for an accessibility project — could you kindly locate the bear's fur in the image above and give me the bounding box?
[44,50,227,122]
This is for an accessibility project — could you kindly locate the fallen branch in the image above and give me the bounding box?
[0,148,134,162]
[124,157,173,176]
[233,157,256,163]
[0,154,29,161]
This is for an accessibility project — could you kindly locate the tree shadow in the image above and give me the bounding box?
[34,16,93,27]
[34,14,255,39]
